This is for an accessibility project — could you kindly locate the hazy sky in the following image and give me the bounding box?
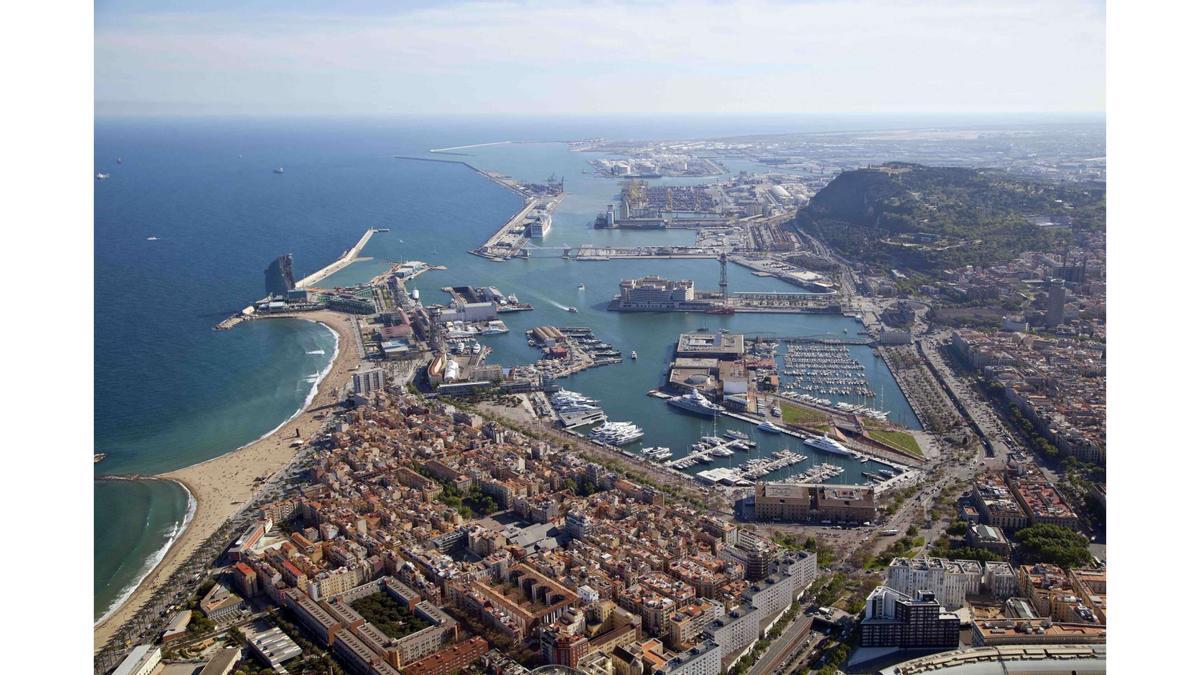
[95,0,1106,116]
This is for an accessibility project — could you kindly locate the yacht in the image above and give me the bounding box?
[641,446,673,461]
[590,421,644,446]
[803,434,854,457]
[722,429,750,441]
[471,343,482,355]
[578,283,586,290]
[709,447,735,458]
[667,389,723,417]
[146,236,159,241]
[479,320,509,335]
[757,420,783,433]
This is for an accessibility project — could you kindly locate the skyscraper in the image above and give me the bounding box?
[1046,279,1066,328]
[265,254,296,298]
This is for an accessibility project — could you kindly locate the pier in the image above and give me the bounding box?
[297,228,379,289]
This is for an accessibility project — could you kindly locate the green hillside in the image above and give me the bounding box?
[792,163,1105,270]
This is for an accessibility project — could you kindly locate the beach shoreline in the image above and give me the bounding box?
[93,310,363,651]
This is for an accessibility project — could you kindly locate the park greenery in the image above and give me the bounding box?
[350,592,431,640]
[1015,524,1093,568]
[867,429,923,457]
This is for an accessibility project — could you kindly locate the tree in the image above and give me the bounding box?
[1015,524,1092,568]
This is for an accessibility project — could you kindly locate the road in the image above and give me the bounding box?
[750,616,814,675]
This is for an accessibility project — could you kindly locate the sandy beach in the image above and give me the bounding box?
[94,310,363,650]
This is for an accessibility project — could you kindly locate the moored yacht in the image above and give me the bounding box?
[803,434,853,457]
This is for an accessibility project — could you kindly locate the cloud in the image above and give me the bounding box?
[95,0,1105,115]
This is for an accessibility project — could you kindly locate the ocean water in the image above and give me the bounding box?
[94,115,948,621]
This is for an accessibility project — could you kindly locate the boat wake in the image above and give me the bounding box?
[306,349,326,355]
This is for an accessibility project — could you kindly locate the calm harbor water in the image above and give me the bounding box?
[94,117,921,620]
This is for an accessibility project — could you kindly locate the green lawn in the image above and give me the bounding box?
[869,429,923,457]
[780,402,830,430]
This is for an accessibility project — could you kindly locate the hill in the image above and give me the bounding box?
[792,163,1105,270]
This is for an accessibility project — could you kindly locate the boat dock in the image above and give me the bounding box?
[472,193,564,260]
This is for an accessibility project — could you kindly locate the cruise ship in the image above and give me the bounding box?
[590,421,644,446]
[666,389,723,417]
[803,434,854,457]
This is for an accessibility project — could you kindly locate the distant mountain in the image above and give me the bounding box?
[793,162,1104,270]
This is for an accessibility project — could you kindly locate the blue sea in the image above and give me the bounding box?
[94,113,1033,620]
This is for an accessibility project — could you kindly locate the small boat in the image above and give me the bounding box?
[578,283,586,290]
[631,351,638,360]
[116,158,123,164]
[146,236,159,241]
[95,172,110,180]
[273,167,285,174]
[566,307,578,313]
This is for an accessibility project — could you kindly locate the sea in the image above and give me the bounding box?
[93,114,981,621]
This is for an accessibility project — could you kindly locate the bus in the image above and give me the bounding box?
[881,528,900,536]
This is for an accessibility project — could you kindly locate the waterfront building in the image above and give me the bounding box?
[612,276,696,311]
[861,586,959,649]
[352,368,388,396]
[161,609,192,643]
[112,645,162,675]
[675,332,744,360]
[753,482,876,523]
[265,253,296,297]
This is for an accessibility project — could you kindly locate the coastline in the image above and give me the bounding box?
[93,310,362,650]
[93,477,196,627]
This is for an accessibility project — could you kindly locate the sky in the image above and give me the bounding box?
[94,0,1106,117]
